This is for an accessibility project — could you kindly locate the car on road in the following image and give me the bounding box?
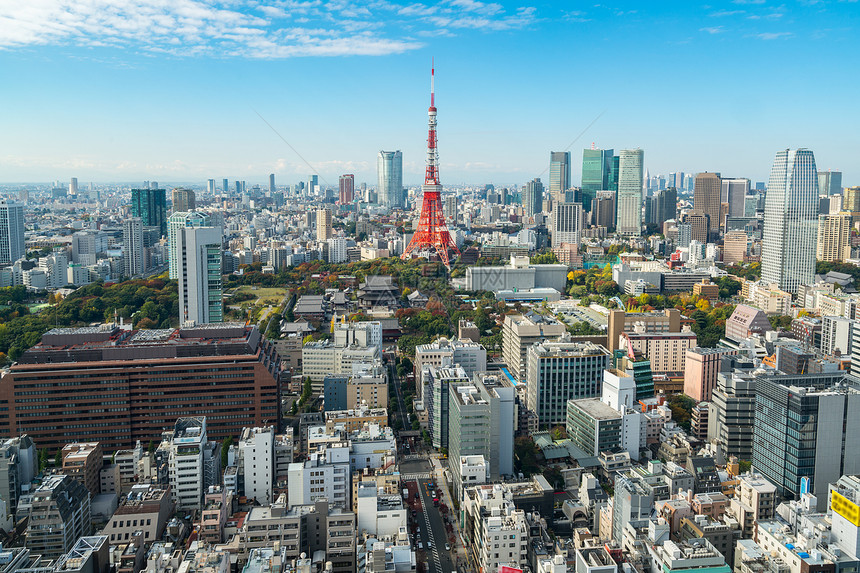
[427,541,432,549]
[445,543,451,551]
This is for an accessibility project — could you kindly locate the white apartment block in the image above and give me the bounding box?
[462,484,529,573]
[156,417,218,511]
[303,342,380,382]
[414,337,487,399]
[239,427,274,505]
[333,321,382,348]
[287,446,351,508]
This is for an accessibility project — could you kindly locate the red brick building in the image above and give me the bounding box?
[0,323,280,452]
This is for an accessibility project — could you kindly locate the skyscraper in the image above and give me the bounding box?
[523,178,544,218]
[172,188,196,212]
[308,175,318,197]
[69,177,78,196]
[168,212,223,325]
[616,149,644,236]
[552,201,582,247]
[222,179,229,195]
[762,148,819,293]
[317,208,332,241]
[818,170,843,196]
[131,187,167,237]
[122,217,146,277]
[338,174,355,205]
[0,200,25,265]
[581,148,615,212]
[693,172,722,235]
[549,151,571,203]
[721,178,751,218]
[207,179,216,195]
[269,173,276,195]
[377,151,403,209]
[816,212,851,262]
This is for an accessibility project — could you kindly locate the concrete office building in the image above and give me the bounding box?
[612,472,654,543]
[684,348,738,402]
[461,484,529,573]
[25,474,92,559]
[821,316,853,357]
[448,372,516,495]
[526,341,611,427]
[616,149,644,236]
[621,330,697,376]
[607,309,681,353]
[172,187,196,212]
[523,178,545,217]
[707,365,758,461]
[61,442,103,497]
[0,323,280,452]
[752,372,860,508]
[552,201,583,247]
[413,337,487,397]
[466,255,568,293]
[427,364,470,450]
[0,435,35,516]
[0,200,25,265]
[722,178,751,218]
[101,484,173,545]
[762,149,819,293]
[168,211,223,325]
[549,151,571,202]
[693,173,722,235]
[566,398,622,456]
[502,312,567,382]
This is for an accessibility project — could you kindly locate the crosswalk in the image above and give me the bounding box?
[401,472,431,480]
[401,454,427,461]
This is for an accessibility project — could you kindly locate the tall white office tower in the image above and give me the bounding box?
[762,149,819,293]
[377,150,403,210]
[552,201,582,247]
[122,218,146,277]
[69,177,78,196]
[0,200,25,265]
[721,178,751,217]
[168,212,223,325]
[616,149,644,236]
[207,179,216,194]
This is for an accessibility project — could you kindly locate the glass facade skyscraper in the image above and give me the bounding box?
[616,149,644,236]
[762,148,818,293]
[131,187,167,237]
[377,150,403,210]
[581,148,616,212]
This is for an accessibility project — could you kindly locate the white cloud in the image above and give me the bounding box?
[757,31,792,39]
[0,0,537,57]
[700,26,725,34]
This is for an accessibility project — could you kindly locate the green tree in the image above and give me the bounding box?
[221,436,233,469]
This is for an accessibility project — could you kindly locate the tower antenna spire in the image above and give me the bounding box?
[402,62,460,268]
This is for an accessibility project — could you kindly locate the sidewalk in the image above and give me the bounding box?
[430,457,471,571]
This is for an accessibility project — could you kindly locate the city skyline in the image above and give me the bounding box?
[1,1,858,185]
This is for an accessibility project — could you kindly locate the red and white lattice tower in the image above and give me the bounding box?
[401,63,460,268]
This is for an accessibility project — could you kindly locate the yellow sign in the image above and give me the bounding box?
[832,491,860,527]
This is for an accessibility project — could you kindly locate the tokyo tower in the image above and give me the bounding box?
[401,64,460,268]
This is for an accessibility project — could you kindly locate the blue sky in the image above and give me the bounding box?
[1,0,857,187]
